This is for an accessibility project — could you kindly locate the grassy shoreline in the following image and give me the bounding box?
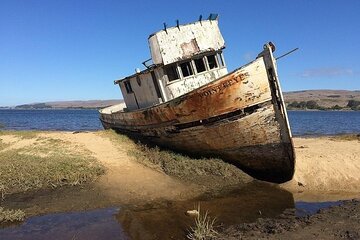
[0,131,105,198]
[1,129,359,224]
[0,131,105,223]
[102,130,252,192]
[1,129,358,198]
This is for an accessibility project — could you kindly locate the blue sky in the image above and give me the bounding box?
[1,0,359,106]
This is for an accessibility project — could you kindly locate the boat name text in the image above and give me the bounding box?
[198,74,248,98]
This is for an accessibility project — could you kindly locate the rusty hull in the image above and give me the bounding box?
[100,49,295,183]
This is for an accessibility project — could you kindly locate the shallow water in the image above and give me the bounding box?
[295,201,343,217]
[116,183,294,239]
[0,182,354,240]
[0,208,127,240]
[0,182,293,240]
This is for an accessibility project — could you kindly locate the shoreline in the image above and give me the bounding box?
[218,199,360,239]
[0,108,103,111]
[1,130,359,197]
[1,128,359,137]
[1,130,359,238]
[288,109,358,111]
[1,108,359,111]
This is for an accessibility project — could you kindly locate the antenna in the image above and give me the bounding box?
[208,13,218,21]
[163,22,168,34]
[276,48,299,60]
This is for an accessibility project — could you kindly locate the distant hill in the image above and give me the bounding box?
[283,90,360,110]
[15,99,123,109]
[8,90,360,110]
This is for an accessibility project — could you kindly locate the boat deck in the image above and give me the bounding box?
[99,103,127,114]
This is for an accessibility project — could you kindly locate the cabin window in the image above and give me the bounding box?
[207,54,218,69]
[194,58,206,73]
[124,81,133,94]
[217,52,225,67]
[165,64,179,81]
[180,61,193,77]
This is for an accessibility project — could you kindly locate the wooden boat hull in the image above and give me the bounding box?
[100,47,295,183]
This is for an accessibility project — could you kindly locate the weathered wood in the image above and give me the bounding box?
[100,45,295,183]
[149,20,225,65]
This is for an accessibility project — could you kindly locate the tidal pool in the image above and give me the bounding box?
[0,182,354,240]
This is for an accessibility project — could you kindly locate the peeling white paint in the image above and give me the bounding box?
[149,20,225,65]
[117,19,228,111]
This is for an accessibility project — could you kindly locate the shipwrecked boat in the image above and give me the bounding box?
[100,15,295,183]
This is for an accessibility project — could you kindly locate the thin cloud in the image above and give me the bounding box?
[300,67,355,78]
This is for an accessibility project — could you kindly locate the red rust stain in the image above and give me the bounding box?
[110,69,269,127]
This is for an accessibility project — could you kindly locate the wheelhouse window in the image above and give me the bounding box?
[217,52,225,67]
[180,61,193,77]
[124,81,133,94]
[207,54,218,69]
[194,58,206,73]
[165,64,179,81]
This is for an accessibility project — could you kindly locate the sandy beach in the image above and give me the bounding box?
[0,130,359,239]
[282,136,360,196]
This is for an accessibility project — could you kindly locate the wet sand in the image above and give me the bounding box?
[219,199,360,239]
[1,131,360,239]
[218,135,360,240]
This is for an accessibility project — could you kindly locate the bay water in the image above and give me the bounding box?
[0,109,359,136]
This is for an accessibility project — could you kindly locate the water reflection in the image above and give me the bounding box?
[117,182,294,239]
[295,201,343,217]
[2,182,353,240]
[0,182,294,240]
[0,208,127,240]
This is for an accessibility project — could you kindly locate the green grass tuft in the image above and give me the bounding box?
[0,130,39,139]
[129,143,251,187]
[103,130,252,189]
[0,150,105,198]
[0,133,105,199]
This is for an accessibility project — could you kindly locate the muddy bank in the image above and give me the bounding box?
[218,199,360,240]
[117,182,293,240]
[0,182,294,240]
[2,184,359,240]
